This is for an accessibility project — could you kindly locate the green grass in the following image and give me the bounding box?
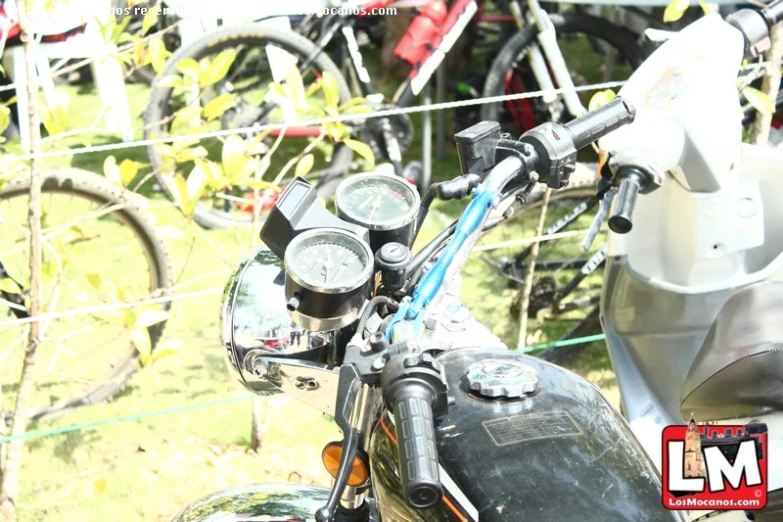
[5,53,616,521]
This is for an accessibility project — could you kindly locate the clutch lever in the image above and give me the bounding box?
[581,186,616,251]
[315,364,363,522]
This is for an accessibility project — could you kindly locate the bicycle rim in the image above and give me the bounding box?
[0,171,172,421]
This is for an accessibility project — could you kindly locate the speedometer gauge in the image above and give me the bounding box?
[284,228,373,331]
[335,173,420,251]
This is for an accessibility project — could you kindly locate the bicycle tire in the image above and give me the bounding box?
[144,24,354,230]
[0,168,174,421]
[480,13,647,126]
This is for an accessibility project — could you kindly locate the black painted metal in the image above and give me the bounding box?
[371,348,688,522]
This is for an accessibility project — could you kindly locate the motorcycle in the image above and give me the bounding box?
[170,3,783,520]
[169,87,694,520]
[587,2,783,519]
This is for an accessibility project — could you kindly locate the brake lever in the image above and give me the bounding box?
[315,364,363,522]
[581,187,616,251]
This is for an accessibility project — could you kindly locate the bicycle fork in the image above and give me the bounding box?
[520,0,587,119]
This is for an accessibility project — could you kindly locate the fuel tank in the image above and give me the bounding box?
[168,483,329,522]
[370,348,687,522]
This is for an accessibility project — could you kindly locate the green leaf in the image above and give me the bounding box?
[86,273,102,292]
[0,106,10,137]
[221,135,246,179]
[157,75,183,89]
[175,145,208,163]
[176,58,200,82]
[152,338,184,363]
[588,89,616,112]
[338,98,369,112]
[204,49,237,86]
[149,38,170,75]
[119,159,142,186]
[344,139,375,171]
[186,163,206,200]
[141,7,158,36]
[171,106,202,134]
[123,309,138,327]
[103,156,122,186]
[0,278,21,294]
[131,328,152,359]
[285,64,306,109]
[135,310,169,328]
[198,159,226,189]
[663,0,689,22]
[295,154,315,177]
[320,71,340,109]
[743,86,775,115]
[203,94,237,122]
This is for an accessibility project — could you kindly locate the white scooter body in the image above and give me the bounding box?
[597,13,783,517]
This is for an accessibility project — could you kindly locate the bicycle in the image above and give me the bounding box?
[0,168,174,421]
[143,0,647,229]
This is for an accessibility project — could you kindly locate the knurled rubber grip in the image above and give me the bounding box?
[392,383,443,509]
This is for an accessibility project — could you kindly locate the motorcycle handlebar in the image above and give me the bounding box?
[387,381,443,509]
[764,0,783,26]
[608,169,645,234]
[565,97,636,151]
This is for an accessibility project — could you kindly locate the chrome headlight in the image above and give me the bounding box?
[221,247,331,396]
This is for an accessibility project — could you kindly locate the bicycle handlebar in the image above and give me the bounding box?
[608,169,645,234]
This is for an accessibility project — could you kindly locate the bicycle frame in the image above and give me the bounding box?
[267,0,588,146]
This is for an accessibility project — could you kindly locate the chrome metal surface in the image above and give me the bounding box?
[284,228,374,294]
[220,247,339,399]
[290,308,360,332]
[261,357,340,417]
[466,359,538,398]
[335,172,420,231]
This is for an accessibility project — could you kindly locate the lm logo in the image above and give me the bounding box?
[662,415,768,511]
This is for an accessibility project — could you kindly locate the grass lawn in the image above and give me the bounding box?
[4,58,616,521]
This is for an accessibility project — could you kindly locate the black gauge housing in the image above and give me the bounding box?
[335,173,420,252]
[284,228,374,332]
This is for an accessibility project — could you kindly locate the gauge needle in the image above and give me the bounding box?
[331,262,348,283]
[322,254,334,283]
[367,198,384,219]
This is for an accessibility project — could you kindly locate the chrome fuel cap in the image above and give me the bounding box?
[466,359,538,399]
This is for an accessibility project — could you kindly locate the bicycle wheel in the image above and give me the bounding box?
[481,13,647,133]
[0,169,173,421]
[481,166,604,365]
[144,24,355,229]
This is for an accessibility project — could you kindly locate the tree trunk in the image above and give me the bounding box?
[0,1,44,519]
[517,188,551,350]
[749,24,783,145]
[249,398,268,453]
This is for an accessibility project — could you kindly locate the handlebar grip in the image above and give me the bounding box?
[566,97,636,151]
[390,383,443,509]
[608,170,645,234]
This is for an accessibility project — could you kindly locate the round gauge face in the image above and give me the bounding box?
[335,174,419,230]
[285,229,373,293]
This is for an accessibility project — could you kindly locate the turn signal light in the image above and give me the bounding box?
[321,442,370,487]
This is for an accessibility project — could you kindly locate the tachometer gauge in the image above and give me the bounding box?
[335,173,420,251]
[284,228,373,331]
